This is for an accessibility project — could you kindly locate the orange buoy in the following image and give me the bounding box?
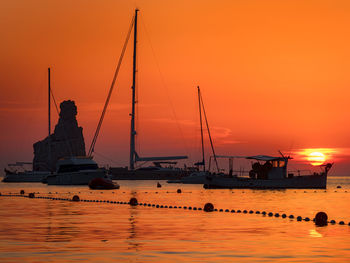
[315,212,328,226]
[28,193,35,198]
[204,203,214,212]
[72,195,80,202]
[129,198,138,206]
[20,190,25,195]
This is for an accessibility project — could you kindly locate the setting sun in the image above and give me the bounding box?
[307,152,326,166]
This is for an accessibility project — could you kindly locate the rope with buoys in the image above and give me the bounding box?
[1,192,349,226]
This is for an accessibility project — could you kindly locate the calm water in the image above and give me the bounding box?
[0,177,349,262]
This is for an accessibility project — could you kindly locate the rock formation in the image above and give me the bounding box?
[33,100,86,171]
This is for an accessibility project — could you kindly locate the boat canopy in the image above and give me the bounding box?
[214,155,292,161]
[246,155,292,161]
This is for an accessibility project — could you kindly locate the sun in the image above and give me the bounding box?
[307,152,326,166]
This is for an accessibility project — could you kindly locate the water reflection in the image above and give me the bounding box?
[309,229,323,238]
[126,191,141,251]
[45,200,81,242]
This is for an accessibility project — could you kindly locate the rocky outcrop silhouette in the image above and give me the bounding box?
[33,100,86,171]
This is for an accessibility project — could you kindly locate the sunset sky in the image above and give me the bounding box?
[1,0,349,175]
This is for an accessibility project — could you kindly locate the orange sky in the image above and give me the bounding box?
[1,0,350,175]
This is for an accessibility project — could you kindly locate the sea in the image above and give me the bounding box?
[0,176,349,262]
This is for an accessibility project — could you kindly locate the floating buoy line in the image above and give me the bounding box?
[0,191,349,227]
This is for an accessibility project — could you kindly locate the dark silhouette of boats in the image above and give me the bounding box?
[202,155,332,189]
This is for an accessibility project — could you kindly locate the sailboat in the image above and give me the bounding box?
[3,68,53,182]
[167,86,221,184]
[88,9,188,180]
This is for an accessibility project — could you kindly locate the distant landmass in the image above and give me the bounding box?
[33,100,86,171]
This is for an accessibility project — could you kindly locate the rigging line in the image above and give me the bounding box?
[200,90,220,173]
[93,151,119,165]
[88,15,135,157]
[139,15,190,156]
[50,85,74,156]
[198,87,205,171]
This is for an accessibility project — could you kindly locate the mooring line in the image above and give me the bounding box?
[0,191,348,227]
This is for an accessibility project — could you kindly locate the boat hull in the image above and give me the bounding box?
[2,171,50,183]
[203,174,327,189]
[46,170,107,185]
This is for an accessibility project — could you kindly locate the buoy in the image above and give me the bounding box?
[231,210,235,213]
[188,207,192,210]
[237,210,241,213]
[337,185,341,189]
[304,217,310,222]
[203,203,214,212]
[330,220,336,224]
[268,212,273,217]
[315,212,328,226]
[274,213,280,217]
[72,195,80,202]
[219,209,223,212]
[249,210,254,214]
[243,210,247,213]
[183,206,187,209]
[169,206,173,208]
[255,211,260,214]
[160,205,164,208]
[157,182,162,188]
[289,215,294,219]
[198,208,202,210]
[20,190,25,195]
[282,214,287,218]
[225,209,229,212]
[193,207,197,210]
[177,189,182,193]
[129,198,138,206]
[262,211,266,215]
[174,206,177,208]
[28,193,35,198]
[339,221,345,225]
[297,216,302,221]
[156,205,159,208]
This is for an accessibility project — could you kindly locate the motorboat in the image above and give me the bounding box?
[45,157,109,185]
[88,177,120,190]
[203,155,332,189]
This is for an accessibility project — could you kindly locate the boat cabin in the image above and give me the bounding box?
[246,155,291,180]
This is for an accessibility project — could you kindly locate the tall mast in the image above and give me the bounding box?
[48,68,51,136]
[48,67,51,171]
[198,86,205,172]
[130,9,138,170]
